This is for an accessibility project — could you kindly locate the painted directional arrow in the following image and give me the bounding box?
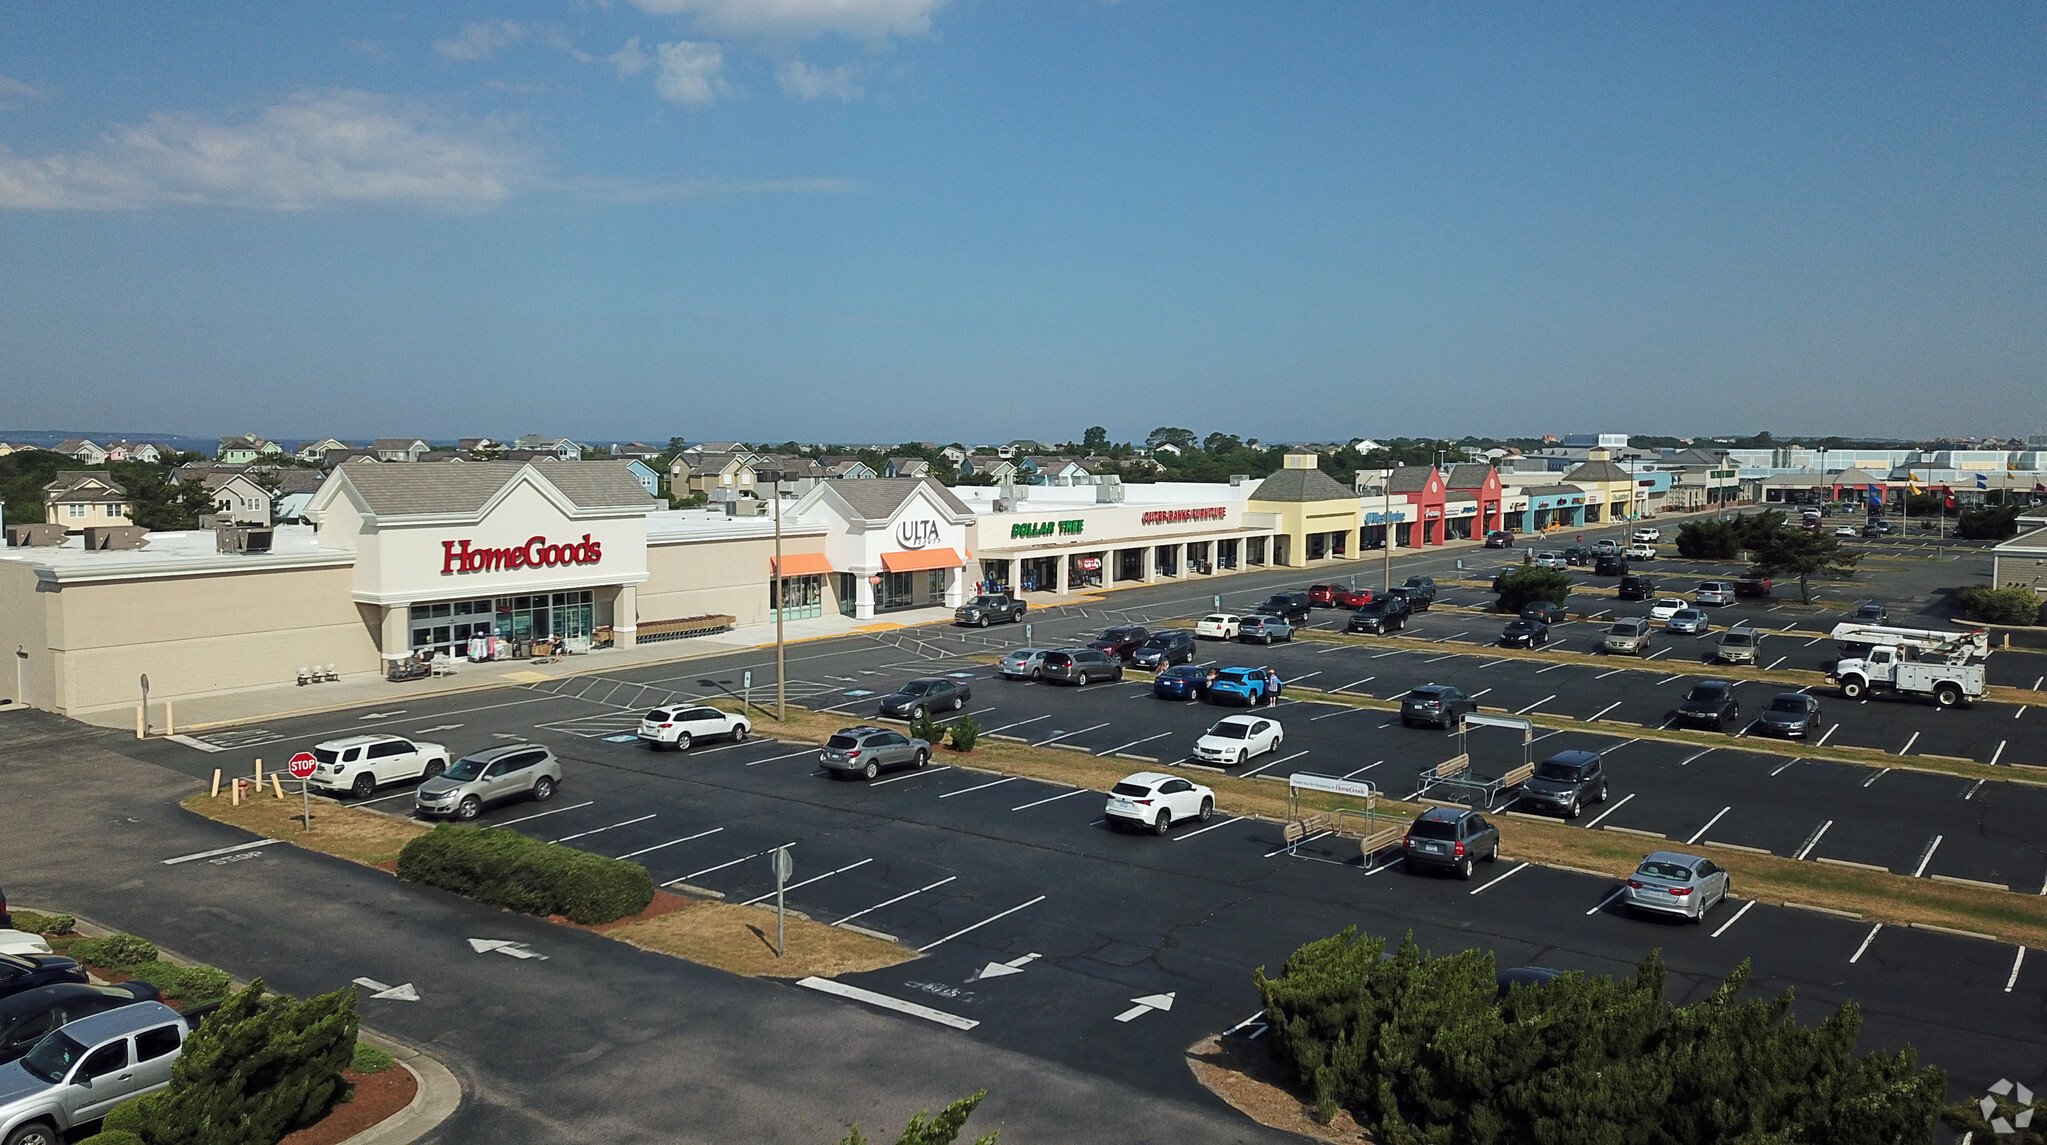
[1114,992,1176,1022]
[468,938,548,960]
[351,977,420,1001]
[411,724,464,734]
[358,711,407,721]
[972,953,1041,981]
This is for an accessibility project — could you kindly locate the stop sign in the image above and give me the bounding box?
[287,752,318,780]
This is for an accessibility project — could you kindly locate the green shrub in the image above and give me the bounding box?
[137,979,358,1145]
[1958,585,2044,626]
[397,823,654,925]
[352,1042,396,1074]
[906,710,943,746]
[1955,503,2024,540]
[7,910,75,935]
[70,934,159,970]
[1675,518,1743,559]
[836,1090,997,1145]
[103,1098,147,1134]
[947,712,981,753]
[76,1132,144,1145]
[1492,566,1572,614]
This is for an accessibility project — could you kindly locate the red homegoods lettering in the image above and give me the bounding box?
[441,534,603,575]
[1139,507,1229,526]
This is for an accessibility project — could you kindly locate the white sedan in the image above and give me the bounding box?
[309,734,451,798]
[1195,613,1243,639]
[1633,528,1661,543]
[1192,715,1284,767]
[1104,771,1215,835]
[638,705,751,750]
[1648,597,1688,621]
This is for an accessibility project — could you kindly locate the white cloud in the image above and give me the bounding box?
[654,41,733,105]
[776,60,863,102]
[628,0,948,41]
[434,19,528,61]
[0,75,43,110]
[0,90,535,211]
[608,36,653,77]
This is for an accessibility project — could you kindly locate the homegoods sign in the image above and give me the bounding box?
[442,534,603,574]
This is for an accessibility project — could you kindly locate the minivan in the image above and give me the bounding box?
[1602,618,1653,656]
[1039,648,1122,686]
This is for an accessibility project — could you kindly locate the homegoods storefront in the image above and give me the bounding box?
[959,491,1283,594]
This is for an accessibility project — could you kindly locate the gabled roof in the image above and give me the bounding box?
[373,438,430,451]
[1251,466,1356,503]
[817,477,973,522]
[324,461,656,519]
[44,471,126,500]
[1445,464,1497,491]
[1386,466,1439,493]
[1833,466,1888,486]
[1564,460,1633,484]
[54,438,101,454]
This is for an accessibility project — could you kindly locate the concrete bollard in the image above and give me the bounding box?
[271,774,285,800]
[254,758,263,788]
[231,778,243,806]
[210,769,221,798]
[166,701,174,737]
[136,705,145,740]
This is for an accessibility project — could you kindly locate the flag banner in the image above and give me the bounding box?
[1976,473,1990,489]
[1864,485,1885,508]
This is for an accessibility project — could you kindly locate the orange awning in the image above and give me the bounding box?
[880,547,963,573]
[771,552,834,577]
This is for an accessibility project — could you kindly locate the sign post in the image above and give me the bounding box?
[1023,623,1032,645]
[743,669,753,715]
[287,751,318,831]
[139,673,150,739]
[770,846,794,958]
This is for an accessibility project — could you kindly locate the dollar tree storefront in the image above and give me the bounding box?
[957,488,1285,595]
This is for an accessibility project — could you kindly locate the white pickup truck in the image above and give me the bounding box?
[0,1001,195,1145]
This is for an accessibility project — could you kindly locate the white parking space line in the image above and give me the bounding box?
[1479,659,1513,669]
[1098,731,1172,756]
[673,841,798,883]
[493,801,596,828]
[1239,749,1309,779]
[2017,707,2028,720]
[1585,888,1625,916]
[834,876,958,926]
[1655,674,1684,685]
[1766,657,1788,670]
[1469,688,1493,699]
[939,776,1019,799]
[1033,723,1109,747]
[1963,779,1983,800]
[554,814,655,843]
[1911,835,1942,878]
[1423,653,1459,664]
[1011,787,1090,811]
[1372,649,1406,659]
[1685,807,1731,845]
[916,895,1048,953]
[1435,632,1470,643]
[1862,769,1888,788]
[2008,947,2026,993]
[619,827,724,859]
[1769,758,1798,777]
[1710,900,1756,938]
[1469,861,1530,895]
[1600,738,1639,753]
[353,790,417,806]
[870,765,953,787]
[1535,662,1566,674]
[1793,819,1834,861]
[1514,695,1555,715]
[1310,707,1369,721]
[1333,677,1375,692]
[1644,648,1672,660]
[1899,731,1920,756]
[1284,671,1321,684]
[1583,793,1635,829]
[1815,723,1839,747]
[1849,924,1883,963]
[1595,668,1627,680]
[740,858,874,905]
[1341,760,1384,779]
[1990,739,2007,766]
[1804,635,1824,646]
[1680,749,1714,766]
[1172,815,1241,843]
[1265,831,1329,857]
[746,747,823,767]
[797,977,977,1030]
[1587,702,1623,722]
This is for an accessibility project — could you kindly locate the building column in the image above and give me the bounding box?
[614,585,637,648]
[1055,556,1070,594]
[946,566,966,608]
[379,606,408,658]
[855,574,876,620]
[1141,545,1156,583]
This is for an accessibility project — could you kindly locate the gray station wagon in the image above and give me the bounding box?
[414,744,561,820]
[819,726,931,780]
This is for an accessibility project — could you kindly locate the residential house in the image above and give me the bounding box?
[512,435,584,460]
[217,434,281,464]
[43,471,130,532]
[884,457,931,479]
[624,458,660,497]
[0,443,38,457]
[962,457,1018,485]
[939,445,969,465]
[372,438,433,462]
[319,449,383,467]
[204,471,276,526]
[1150,442,1184,456]
[103,441,163,464]
[677,451,760,498]
[818,456,878,480]
[1020,456,1092,487]
[296,438,353,463]
[683,441,743,458]
[611,442,661,460]
[456,438,501,456]
[53,439,109,465]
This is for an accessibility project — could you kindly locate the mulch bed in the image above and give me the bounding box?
[550,889,692,934]
[278,1066,418,1145]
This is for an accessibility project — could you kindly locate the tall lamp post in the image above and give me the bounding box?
[1382,469,1394,593]
[756,467,788,723]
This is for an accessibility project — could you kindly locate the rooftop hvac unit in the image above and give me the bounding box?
[83,525,151,551]
[6,524,68,548]
[1095,479,1125,503]
[1229,474,1250,487]
[215,526,274,553]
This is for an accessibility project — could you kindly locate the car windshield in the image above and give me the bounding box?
[1855,606,1883,619]
[1637,861,1696,881]
[1110,782,1154,798]
[1141,636,1172,648]
[1607,623,1639,635]
[1722,632,1753,646]
[442,755,490,782]
[1164,666,1204,680]
[1101,628,1140,641]
[898,682,933,696]
[1768,696,1808,713]
[1206,722,1249,739]
[1408,819,1458,840]
[1534,761,1584,781]
[1685,683,1729,702]
[1673,610,1701,621]
[20,1031,87,1083]
[1507,621,1535,631]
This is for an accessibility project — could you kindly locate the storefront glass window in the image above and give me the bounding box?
[771,574,824,621]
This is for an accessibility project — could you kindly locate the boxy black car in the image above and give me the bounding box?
[1258,593,1313,622]
[1617,574,1656,601]
[878,677,971,718]
[1517,750,1609,820]
[1129,630,1195,669]
[1348,599,1407,634]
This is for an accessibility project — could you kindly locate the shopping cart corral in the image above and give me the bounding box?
[1280,772,1406,870]
[1410,714,1535,811]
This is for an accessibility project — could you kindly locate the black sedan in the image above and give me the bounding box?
[1674,680,1742,731]
[1756,692,1822,738]
[0,981,161,1064]
[0,952,87,1003]
[1520,600,1568,625]
[1500,619,1551,648]
[1484,530,1516,548]
[877,677,972,719]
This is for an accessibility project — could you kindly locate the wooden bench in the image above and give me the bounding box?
[1283,813,1331,845]
[1498,763,1535,790]
[1426,754,1471,781]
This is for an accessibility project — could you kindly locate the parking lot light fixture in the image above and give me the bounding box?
[756,467,786,722]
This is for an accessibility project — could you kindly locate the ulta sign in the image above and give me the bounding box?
[442,534,602,575]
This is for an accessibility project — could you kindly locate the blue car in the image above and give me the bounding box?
[1206,667,1278,706]
[1152,664,1210,700]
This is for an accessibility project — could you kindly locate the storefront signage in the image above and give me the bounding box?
[1074,556,1103,571]
[1011,519,1084,539]
[1424,507,1443,519]
[441,535,602,575]
[894,519,945,549]
[1140,507,1228,526]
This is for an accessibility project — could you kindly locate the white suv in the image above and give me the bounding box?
[637,705,750,751]
[1633,527,1661,543]
[1192,715,1283,767]
[1104,772,1215,835]
[308,734,449,798]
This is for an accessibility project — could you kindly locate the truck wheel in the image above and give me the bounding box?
[1839,678,1865,700]
[1934,683,1962,708]
[5,1122,61,1145]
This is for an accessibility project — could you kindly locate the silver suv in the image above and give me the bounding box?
[0,1002,189,1145]
[820,726,931,780]
[414,744,561,820]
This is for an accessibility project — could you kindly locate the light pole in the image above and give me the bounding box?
[1382,470,1394,593]
[756,467,788,723]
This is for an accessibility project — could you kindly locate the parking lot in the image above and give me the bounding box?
[119,540,2046,1105]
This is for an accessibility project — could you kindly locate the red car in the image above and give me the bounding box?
[1310,584,1374,608]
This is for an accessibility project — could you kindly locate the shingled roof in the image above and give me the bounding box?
[1564,460,1633,484]
[1386,465,1439,494]
[1251,466,1357,503]
[823,477,973,521]
[1445,463,1496,490]
[331,461,656,517]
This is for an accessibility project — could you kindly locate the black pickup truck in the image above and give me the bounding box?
[953,594,1028,627]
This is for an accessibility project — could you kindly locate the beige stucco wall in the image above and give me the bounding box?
[1249,499,1362,566]
[31,563,376,714]
[641,536,831,627]
[0,562,54,710]
[46,502,129,532]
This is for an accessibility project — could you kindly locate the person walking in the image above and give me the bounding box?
[1264,667,1281,707]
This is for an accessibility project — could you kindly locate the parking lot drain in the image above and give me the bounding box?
[1600,825,1667,840]
[1908,922,1999,942]
[1814,857,1891,873]
[1703,840,1772,855]
[1930,874,2012,892]
[1783,901,1863,921]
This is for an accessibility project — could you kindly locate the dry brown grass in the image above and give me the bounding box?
[1186,1034,1372,1142]
[182,790,427,866]
[607,897,916,978]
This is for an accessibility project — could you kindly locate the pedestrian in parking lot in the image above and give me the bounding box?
[1264,668,1281,706]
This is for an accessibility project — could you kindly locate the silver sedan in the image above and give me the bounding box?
[1622,851,1731,922]
[998,648,1049,680]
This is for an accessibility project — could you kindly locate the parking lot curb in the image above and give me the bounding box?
[1600,825,1667,840]
[1930,874,2012,892]
[1907,922,2000,942]
[988,734,1027,743]
[1703,840,1772,855]
[1814,857,1892,873]
[1540,862,1616,879]
[1047,742,1092,753]
[669,883,728,899]
[1783,901,1864,921]
[343,1028,463,1145]
[837,922,897,943]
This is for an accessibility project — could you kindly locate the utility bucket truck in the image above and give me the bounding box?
[1825,623,1990,708]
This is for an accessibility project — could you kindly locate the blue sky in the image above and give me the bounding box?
[1,2,2040,445]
